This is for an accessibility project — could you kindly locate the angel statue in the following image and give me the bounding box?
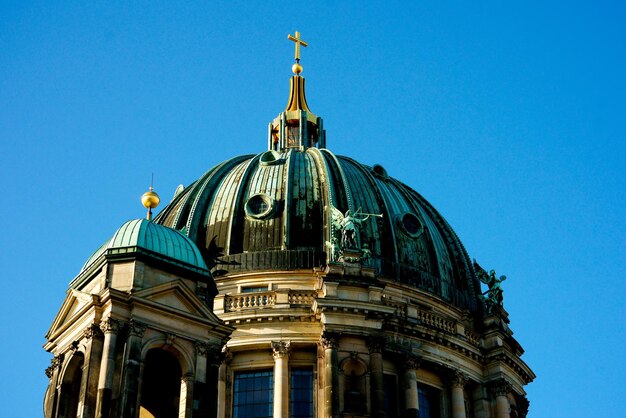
[473,259,507,307]
[330,206,383,251]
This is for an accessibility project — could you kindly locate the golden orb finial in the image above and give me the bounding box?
[141,186,160,220]
[292,62,303,75]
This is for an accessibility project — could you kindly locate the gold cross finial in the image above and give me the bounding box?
[288,31,308,62]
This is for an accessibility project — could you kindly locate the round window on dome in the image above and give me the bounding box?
[398,212,423,238]
[245,194,274,219]
[371,164,389,179]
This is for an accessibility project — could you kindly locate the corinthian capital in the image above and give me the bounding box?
[449,370,469,388]
[127,319,147,337]
[403,356,421,370]
[367,337,385,354]
[320,332,340,349]
[100,318,122,334]
[271,341,292,359]
[83,324,104,340]
[489,378,512,397]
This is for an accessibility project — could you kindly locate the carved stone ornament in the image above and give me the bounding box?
[165,333,176,346]
[100,318,122,334]
[489,378,513,398]
[517,395,530,418]
[195,341,222,361]
[222,347,233,365]
[44,354,64,378]
[403,356,421,370]
[271,341,292,358]
[127,320,147,338]
[195,341,211,356]
[83,324,104,340]
[321,332,340,349]
[449,370,469,388]
[367,337,385,354]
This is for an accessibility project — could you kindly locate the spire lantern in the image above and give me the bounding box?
[267,31,326,152]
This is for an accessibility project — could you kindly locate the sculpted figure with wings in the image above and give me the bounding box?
[473,259,507,307]
[330,206,383,252]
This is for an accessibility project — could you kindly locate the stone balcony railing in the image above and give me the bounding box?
[216,290,317,313]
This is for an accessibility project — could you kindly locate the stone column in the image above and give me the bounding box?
[119,320,146,418]
[180,373,195,418]
[216,348,232,418]
[194,342,222,418]
[449,371,468,418]
[367,337,385,418]
[272,341,292,418]
[490,379,512,418]
[44,354,64,418]
[95,318,121,418]
[78,325,104,418]
[517,395,530,418]
[403,357,420,418]
[321,332,340,418]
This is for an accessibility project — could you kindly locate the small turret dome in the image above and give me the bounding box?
[75,219,208,286]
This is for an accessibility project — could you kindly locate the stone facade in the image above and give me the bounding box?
[43,37,533,418]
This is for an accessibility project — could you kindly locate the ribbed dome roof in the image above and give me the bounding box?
[154,148,482,311]
[79,219,208,276]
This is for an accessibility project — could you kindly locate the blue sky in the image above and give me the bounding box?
[1,1,624,416]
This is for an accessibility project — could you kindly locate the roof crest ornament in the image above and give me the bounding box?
[288,31,307,75]
[141,173,160,220]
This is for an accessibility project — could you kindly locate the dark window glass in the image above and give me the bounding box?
[418,385,441,418]
[290,368,313,418]
[233,370,273,418]
[242,286,268,293]
[383,374,399,418]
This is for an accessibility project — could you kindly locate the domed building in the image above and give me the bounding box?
[43,33,533,418]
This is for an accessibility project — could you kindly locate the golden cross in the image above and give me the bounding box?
[288,31,308,61]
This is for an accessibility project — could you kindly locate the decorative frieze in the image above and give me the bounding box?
[271,341,292,359]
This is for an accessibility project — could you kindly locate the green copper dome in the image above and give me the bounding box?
[76,219,208,282]
[154,148,483,312]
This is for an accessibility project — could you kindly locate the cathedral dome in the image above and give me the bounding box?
[154,148,482,312]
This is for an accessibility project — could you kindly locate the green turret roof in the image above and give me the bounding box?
[75,219,208,286]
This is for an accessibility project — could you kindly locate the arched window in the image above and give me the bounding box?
[57,352,84,418]
[139,349,182,418]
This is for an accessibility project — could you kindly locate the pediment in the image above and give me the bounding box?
[132,280,222,323]
[46,290,96,339]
